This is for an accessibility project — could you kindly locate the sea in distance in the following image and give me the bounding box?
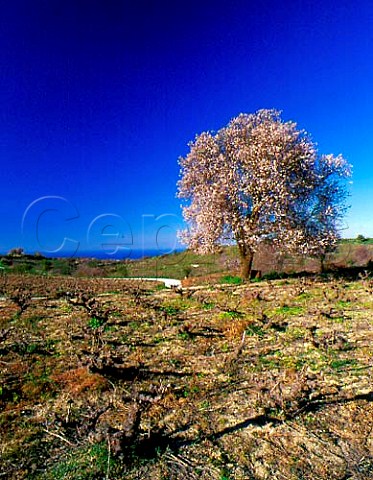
[41,248,185,261]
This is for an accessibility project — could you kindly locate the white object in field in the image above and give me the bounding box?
[129,277,182,289]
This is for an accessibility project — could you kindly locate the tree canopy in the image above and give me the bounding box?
[177,109,351,279]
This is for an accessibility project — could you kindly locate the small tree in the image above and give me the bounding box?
[7,247,25,257]
[356,234,366,243]
[177,109,351,279]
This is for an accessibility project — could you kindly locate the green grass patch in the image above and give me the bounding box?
[220,275,242,285]
[178,331,192,341]
[182,385,200,398]
[336,300,352,308]
[246,324,265,337]
[159,305,180,316]
[219,310,244,320]
[257,352,281,370]
[60,304,73,313]
[201,302,215,310]
[87,317,105,329]
[286,327,308,340]
[23,315,44,330]
[275,305,304,316]
[329,358,358,371]
[262,271,286,281]
[295,292,313,301]
[38,441,116,480]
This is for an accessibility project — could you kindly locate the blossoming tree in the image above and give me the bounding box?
[177,109,351,279]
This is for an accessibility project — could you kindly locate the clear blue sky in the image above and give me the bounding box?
[1,0,372,257]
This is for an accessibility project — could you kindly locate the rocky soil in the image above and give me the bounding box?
[0,273,372,479]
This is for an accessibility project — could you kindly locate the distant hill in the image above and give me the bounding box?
[1,240,373,281]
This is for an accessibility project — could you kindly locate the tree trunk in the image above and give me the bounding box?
[240,250,254,281]
[320,253,326,273]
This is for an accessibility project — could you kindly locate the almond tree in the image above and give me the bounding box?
[177,109,351,279]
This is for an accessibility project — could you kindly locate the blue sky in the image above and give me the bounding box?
[1,0,372,257]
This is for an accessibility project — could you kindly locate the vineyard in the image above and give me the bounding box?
[0,272,373,479]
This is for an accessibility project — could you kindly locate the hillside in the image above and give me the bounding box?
[1,240,373,281]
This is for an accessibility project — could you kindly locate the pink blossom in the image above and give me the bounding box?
[177,109,351,279]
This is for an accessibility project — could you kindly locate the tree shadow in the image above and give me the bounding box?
[127,390,373,466]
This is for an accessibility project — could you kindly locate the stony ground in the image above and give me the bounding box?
[0,273,372,479]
